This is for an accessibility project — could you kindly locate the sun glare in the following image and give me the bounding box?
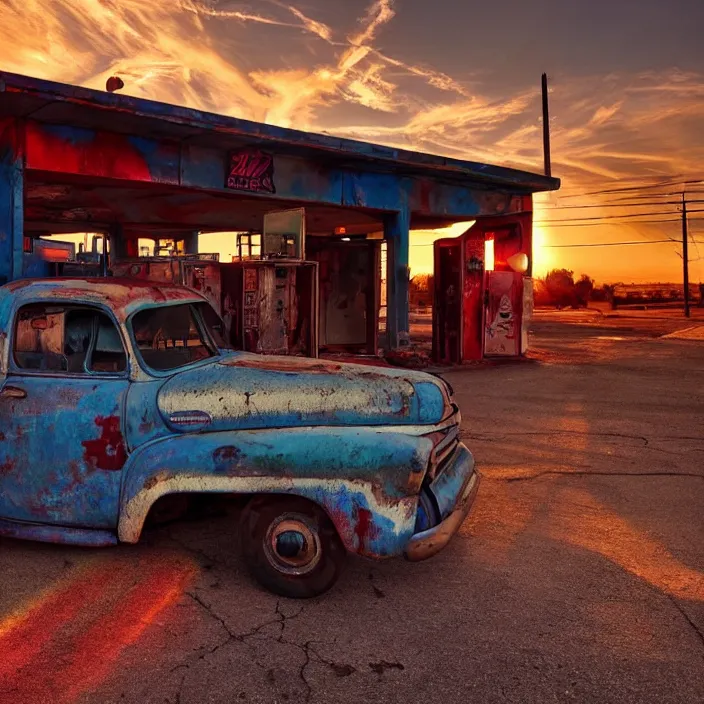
[532,224,553,277]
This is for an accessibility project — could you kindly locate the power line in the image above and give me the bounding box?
[544,239,682,249]
[409,238,704,249]
[535,210,680,224]
[555,178,704,199]
[535,209,704,224]
[595,190,704,202]
[535,216,704,228]
[407,217,704,244]
[540,199,704,211]
[541,201,678,210]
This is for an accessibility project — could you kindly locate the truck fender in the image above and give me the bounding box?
[118,427,434,558]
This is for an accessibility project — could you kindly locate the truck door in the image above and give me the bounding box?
[0,302,129,528]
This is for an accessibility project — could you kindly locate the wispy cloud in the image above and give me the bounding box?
[181,1,293,27]
[348,0,396,47]
[284,4,334,42]
[372,50,470,96]
[588,102,622,126]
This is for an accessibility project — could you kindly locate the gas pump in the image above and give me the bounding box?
[432,210,533,363]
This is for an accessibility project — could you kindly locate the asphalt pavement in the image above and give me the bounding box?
[1,311,703,704]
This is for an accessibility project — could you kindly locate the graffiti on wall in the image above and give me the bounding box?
[226,149,276,194]
[486,295,515,345]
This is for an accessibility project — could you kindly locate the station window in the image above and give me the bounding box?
[13,304,127,374]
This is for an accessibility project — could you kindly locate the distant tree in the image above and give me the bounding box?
[574,275,594,307]
[532,278,552,307]
[545,269,575,309]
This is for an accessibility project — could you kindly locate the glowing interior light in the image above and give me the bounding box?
[507,252,529,273]
[484,238,495,271]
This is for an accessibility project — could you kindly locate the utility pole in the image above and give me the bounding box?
[541,73,552,177]
[682,193,690,318]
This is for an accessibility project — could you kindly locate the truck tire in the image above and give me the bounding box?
[240,495,347,598]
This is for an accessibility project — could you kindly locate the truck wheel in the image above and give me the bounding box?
[240,496,347,598]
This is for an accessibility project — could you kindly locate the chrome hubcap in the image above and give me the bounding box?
[265,514,321,575]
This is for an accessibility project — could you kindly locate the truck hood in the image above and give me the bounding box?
[157,352,450,432]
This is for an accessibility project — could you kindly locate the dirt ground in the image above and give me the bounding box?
[1,310,703,704]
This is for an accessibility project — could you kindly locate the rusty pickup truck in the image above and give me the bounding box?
[0,278,480,597]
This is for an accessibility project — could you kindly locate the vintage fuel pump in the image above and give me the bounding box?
[110,209,320,357]
[223,208,319,357]
[432,210,534,363]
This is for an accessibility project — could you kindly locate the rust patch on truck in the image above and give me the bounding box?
[354,506,381,553]
[82,416,127,471]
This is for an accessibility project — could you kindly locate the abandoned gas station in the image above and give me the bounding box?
[0,71,560,363]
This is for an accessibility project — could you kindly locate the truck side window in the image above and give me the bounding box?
[13,304,126,374]
[89,313,127,373]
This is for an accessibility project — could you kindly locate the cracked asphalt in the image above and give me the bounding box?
[1,311,703,704]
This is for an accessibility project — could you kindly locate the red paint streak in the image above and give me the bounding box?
[25,122,153,181]
[81,416,127,471]
[0,559,195,704]
[0,459,14,475]
[354,507,380,553]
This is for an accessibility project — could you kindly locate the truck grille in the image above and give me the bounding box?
[427,425,460,481]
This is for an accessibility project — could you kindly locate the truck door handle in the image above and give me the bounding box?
[0,386,27,399]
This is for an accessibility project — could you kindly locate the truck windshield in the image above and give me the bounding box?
[131,302,227,371]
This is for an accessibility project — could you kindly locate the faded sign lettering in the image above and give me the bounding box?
[226,150,276,194]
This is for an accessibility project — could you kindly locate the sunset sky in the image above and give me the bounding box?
[1,0,703,283]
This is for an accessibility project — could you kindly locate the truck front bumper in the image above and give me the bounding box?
[404,444,480,562]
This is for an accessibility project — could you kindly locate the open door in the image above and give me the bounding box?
[308,239,380,355]
[432,238,463,364]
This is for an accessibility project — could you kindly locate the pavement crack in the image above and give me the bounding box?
[665,595,704,658]
[182,590,243,666]
[299,640,314,703]
[174,673,186,704]
[502,470,704,483]
[274,599,305,643]
[187,590,237,640]
[232,600,305,644]
[308,643,357,678]
[180,592,303,679]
